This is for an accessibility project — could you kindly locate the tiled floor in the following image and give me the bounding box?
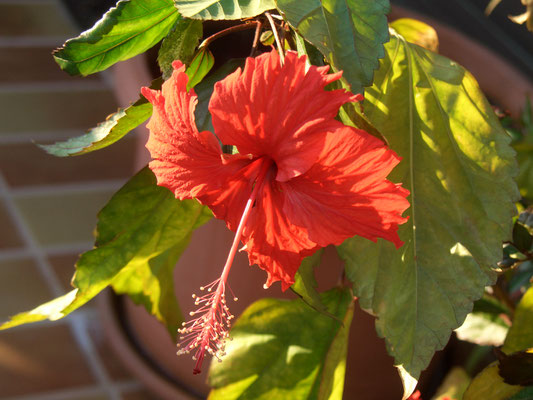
[0,0,157,398]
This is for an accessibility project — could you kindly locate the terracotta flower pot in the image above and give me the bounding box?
[100,10,533,399]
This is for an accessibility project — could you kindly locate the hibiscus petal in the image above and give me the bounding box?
[239,174,319,290]
[198,157,263,232]
[282,127,410,248]
[209,50,361,182]
[142,61,244,200]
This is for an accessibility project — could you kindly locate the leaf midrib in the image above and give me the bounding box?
[402,33,421,368]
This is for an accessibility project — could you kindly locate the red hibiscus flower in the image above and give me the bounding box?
[141,50,409,373]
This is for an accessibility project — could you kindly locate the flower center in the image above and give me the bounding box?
[177,157,273,374]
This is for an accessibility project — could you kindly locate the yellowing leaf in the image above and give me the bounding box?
[338,30,519,397]
[390,18,439,52]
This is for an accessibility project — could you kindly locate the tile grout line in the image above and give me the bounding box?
[0,172,64,296]
[0,0,58,4]
[1,1,136,397]
[10,179,126,197]
[0,37,68,47]
[0,172,118,399]
[70,313,123,400]
[0,81,110,92]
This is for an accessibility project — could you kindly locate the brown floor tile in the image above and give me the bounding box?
[0,88,118,133]
[122,388,160,400]
[14,188,116,247]
[0,2,75,37]
[69,393,109,400]
[48,253,79,290]
[0,324,96,396]
[0,257,53,321]
[0,199,24,249]
[88,316,133,382]
[0,135,136,187]
[0,47,99,83]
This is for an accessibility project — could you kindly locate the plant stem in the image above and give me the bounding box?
[250,19,264,57]
[492,276,516,315]
[199,21,261,50]
[265,12,284,64]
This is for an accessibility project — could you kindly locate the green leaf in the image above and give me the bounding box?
[337,31,519,396]
[186,47,215,90]
[40,42,216,157]
[463,362,522,400]
[208,288,354,400]
[509,386,533,400]
[455,311,509,347]
[338,101,387,144]
[158,17,203,80]
[513,207,533,253]
[290,249,332,317]
[455,295,510,346]
[503,286,533,354]
[1,168,212,336]
[38,79,160,156]
[514,143,533,199]
[389,18,438,52]
[514,99,533,198]
[175,0,276,20]
[74,167,211,337]
[432,367,471,400]
[0,290,80,330]
[54,0,179,76]
[513,221,533,253]
[277,0,390,94]
[194,59,244,132]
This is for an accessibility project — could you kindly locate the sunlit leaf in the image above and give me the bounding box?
[54,0,179,76]
[432,367,470,400]
[337,30,519,397]
[40,44,217,157]
[277,0,390,94]
[1,168,211,336]
[463,362,522,400]
[390,18,438,52]
[455,296,510,346]
[0,290,79,330]
[175,0,276,20]
[158,17,203,80]
[39,79,160,156]
[186,47,215,90]
[503,285,533,354]
[208,288,353,400]
[74,167,211,337]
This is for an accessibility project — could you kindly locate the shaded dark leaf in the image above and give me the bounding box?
[497,348,533,386]
[158,17,203,80]
[277,0,390,94]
